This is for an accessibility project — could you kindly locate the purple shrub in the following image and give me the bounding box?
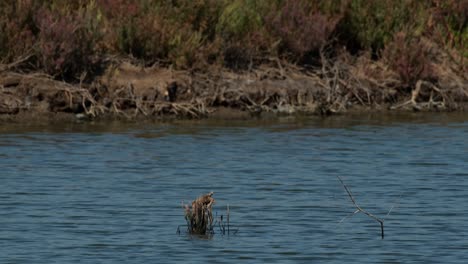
[383,32,435,89]
[0,0,37,61]
[266,0,340,60]
[35,7,97,78]
[2,20,35,59]
[98,0,139,18]
[428,0,468,53]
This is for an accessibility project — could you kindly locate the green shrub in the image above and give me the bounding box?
[160,0,224,68]
[164,0,223,40]
[217,0,265,39]
[428,0,468,58]
[338,0,427,54]
[1,0,465,73]
[216,0,274,69]
[97,0,218,68]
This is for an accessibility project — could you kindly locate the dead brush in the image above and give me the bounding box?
[178,192,236,236]
[183,192,215,235]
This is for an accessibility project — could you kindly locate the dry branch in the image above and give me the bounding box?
[0,54,34,72]
[337,176,385,239]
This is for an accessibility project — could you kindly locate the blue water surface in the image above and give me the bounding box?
[1,113,467,263]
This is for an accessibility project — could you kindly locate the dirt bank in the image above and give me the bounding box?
[1,56,467,122]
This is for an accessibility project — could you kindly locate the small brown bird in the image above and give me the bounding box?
[164,81,178,102]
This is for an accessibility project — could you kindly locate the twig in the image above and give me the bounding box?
[337,176,385,239]
[339,209,360,223]
[390,100,412,110]
[385,194,402,219]
[227,204,230,235]
[0,53,34,72]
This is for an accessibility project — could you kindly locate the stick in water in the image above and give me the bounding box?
[337,176,385,239]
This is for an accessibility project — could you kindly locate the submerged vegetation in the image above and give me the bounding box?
[0,0,467,117]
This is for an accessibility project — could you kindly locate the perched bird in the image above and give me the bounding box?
[164,81,178,102]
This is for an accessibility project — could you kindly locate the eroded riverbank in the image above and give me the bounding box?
[1,57,467,122]
[1,1,467,122]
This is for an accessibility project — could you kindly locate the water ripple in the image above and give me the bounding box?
[1,114,468,263]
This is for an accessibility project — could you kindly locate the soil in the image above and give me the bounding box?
[1,59,467,123]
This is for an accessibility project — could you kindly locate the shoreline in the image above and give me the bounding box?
[2,101,468,125]
[1,59,467,123]
[1,1,466,124]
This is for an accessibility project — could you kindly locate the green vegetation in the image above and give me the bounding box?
[0,0,466,79]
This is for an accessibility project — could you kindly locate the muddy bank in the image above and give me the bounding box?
[1,57,467,122]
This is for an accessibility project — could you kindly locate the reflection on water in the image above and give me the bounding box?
[1,112,468,263]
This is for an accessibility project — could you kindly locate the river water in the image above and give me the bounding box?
[1,113,467,263]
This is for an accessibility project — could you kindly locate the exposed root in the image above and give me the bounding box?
[0,53,34,73]
[1,49,467,119]
[153,101,210,118]
[0,72,105,115]
[390,79,462,111]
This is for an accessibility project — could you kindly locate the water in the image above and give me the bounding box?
[1,113,468,263]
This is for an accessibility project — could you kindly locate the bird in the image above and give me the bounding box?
[164,81,178,102]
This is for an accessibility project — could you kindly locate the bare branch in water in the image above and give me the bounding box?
[337,176,385,239]
[227,204,230,235]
